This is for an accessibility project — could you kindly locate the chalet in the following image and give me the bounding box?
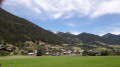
[0,45,6,51]
[93,51,102,55]
[52,52,60,56]
[28,53,36,56]
[6,46,12,51]
[60,50,74,56]
[0,45,4,49]
[79,50,84,55]
[28,51,37,56]
[25,41,36,48]
[26,43,35,47]
[0,45,15,54]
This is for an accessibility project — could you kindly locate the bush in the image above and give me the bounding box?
[13,47,19,55]
[21,50,28,55]
[37,49,42,56]
[0,50,10,56]
[82,53,88,56]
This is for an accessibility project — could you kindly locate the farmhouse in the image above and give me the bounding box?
[28,53,36,56]
[0,45,4,49]
[25,41,36,48]
[28,51,37,56]
[0,45,15,54]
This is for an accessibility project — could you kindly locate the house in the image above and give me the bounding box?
[93,51,102,55]
[80,50,84,55]
[0,45,7,51]
[28,51,37,56]
[6,46,12,51]
[52,52,60,56]
[0,45,4,49]
[25,41,36,48]
[0,45,16,55]
[60,50,73,56]
[88,49,93,52]
[28,53,36,56]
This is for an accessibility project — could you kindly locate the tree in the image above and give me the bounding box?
[37,45,47,56]
[0,50,10,56]
[3,41,6,45]
[36,41,39,45]
[37,49,42,56]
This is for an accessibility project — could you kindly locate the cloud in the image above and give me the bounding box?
[109,23,120,26]
[90,0,120,18]
[96,27,120,36]
[52,13,63,19]
[68,23,76,27]
[2,0,120,20]
[71,31,81,35]
[33,7,42,14]
[108,27,120,35]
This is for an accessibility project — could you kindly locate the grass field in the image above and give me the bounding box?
[0,56,120,67]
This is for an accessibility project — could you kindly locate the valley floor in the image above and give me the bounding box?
[0,55,120,67]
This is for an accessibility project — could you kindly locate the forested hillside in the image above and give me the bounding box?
[102,33,120,44]
[0,8,65,45]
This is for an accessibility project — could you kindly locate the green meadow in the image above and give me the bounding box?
[0,56,120,67]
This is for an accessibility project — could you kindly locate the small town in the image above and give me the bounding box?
[0,41,109,57]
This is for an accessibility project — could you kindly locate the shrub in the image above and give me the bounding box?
[0,50,10,56]
[37,49,42,56]
[82,53,88,56]
[21,50,28,55]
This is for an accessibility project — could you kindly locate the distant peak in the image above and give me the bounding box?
[56,31,64,34]
[66,32,72,34]
[104,33,114,36]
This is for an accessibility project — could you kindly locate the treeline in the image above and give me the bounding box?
[83,50,120,56]
[0,8,65,45]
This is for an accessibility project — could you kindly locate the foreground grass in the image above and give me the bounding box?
[0,56,120,67]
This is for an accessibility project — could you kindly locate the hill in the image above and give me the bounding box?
[102,33,120,44]
[0,8,65,45]
[57,32,116,45]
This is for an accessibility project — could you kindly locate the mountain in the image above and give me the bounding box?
[102,33,120,44]
[57,32,117,45]
[56,31,78,44]
[0,8,65,45]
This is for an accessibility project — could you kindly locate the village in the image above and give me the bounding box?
[0,41,103,56]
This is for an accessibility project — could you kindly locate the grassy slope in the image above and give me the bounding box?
[0,56,120,67]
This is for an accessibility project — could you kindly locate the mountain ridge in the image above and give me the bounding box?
[56,31,120,45]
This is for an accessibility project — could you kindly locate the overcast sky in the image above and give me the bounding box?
[2,0,120,35]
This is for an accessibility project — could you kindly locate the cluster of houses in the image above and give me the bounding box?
[0,42,102,56]
[50,49,102,56]
[0,45,14,51]
[0,45,15,54]
[26,42,102,56]
[27,44,86,56]
[51,50,85,56]
[27,50,85,56]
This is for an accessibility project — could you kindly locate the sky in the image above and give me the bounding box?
[1,0,120,35]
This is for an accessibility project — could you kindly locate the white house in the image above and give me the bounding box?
[0,45,4,49]
[28,51,37,56]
